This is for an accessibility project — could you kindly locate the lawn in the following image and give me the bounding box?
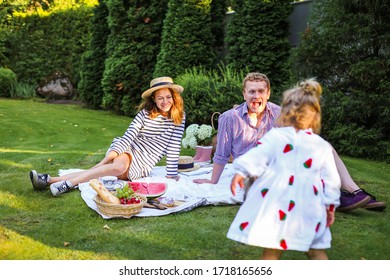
[0,98,389,260]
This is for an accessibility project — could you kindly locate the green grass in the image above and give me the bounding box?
[0,98,389,260]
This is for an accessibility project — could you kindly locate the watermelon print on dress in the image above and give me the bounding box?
[288,175,294,185]
[279,210,287,221]
[313,185,319,195]
[239,222,249,231]
[256,141,262,146]
[283,144,293,153]
[261,188,269,197]
[280,239,288,250]
[303,158,312,168]
[315,222,321,232]
[288,200,295,211]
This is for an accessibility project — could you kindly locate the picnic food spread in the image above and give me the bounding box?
[89,179,120,204]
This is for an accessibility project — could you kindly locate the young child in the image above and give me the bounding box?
[227,78,341,260]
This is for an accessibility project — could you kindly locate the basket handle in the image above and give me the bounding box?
[211,112,221,130]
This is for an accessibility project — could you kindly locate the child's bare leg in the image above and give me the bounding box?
[306,249,328,260]
[261,248,283,260]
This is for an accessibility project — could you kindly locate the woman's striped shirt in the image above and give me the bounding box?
[108,109,185,180]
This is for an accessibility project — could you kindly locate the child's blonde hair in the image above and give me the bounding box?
[277,78,322,133]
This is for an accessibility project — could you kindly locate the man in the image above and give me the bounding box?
[194,72,385,212]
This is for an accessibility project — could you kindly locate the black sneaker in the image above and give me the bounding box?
[30,170,50,191]
[50,181,73,197]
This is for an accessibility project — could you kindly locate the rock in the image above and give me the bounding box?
[37,71,74,99]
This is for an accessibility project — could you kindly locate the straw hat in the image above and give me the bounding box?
[178,156,200,172]
[141,77,184,100]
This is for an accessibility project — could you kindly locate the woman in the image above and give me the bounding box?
[30,77,185,196]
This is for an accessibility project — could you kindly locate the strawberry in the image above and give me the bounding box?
[261,188,269,197]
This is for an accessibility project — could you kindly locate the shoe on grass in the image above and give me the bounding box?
[30,170,50,191]
[337,189,371,212]
[50,180,73,197]
[360,189,386,211]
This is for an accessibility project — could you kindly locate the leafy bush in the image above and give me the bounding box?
[226,0,292,98]
[101,0,168,116]
[1,2,96,87]
[154,0,216,78]
[292,0,390,161]
[176,65,245,126]
[78,0,109,109]
[0,67,17,97]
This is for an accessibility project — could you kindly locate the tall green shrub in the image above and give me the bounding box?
[226,0,292,98]
[2,2,96,88]
[175,65,245,125]
[292,0,390,161]
[153,0,216,79]
[102,0,168,116]
[210,0,228,65]
[78,0,109,109]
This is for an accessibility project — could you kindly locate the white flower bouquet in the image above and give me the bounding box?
[181,124,216,149]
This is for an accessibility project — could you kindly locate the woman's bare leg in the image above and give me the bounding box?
[50,153,131,186]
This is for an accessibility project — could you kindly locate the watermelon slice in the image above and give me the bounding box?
[128,182,167,198]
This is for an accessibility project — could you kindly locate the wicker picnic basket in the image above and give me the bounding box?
[93,194,147,218]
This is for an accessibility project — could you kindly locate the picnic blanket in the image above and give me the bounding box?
[59,163,244,219]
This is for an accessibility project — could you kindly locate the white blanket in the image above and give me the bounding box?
[59,164,244,219]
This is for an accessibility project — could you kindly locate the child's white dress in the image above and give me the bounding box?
[227,127,341,252]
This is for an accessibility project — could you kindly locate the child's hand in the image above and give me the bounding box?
[231,174,245,196]
[326,210,335,227]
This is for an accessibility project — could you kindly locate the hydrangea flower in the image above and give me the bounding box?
[181,123,216,148]
[197,124,212,140]
[187,136,198,149]
[185,124,199,137]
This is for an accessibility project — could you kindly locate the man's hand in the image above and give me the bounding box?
[231,174,245,196]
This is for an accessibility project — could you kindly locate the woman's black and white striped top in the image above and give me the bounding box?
[108,109,185,180]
